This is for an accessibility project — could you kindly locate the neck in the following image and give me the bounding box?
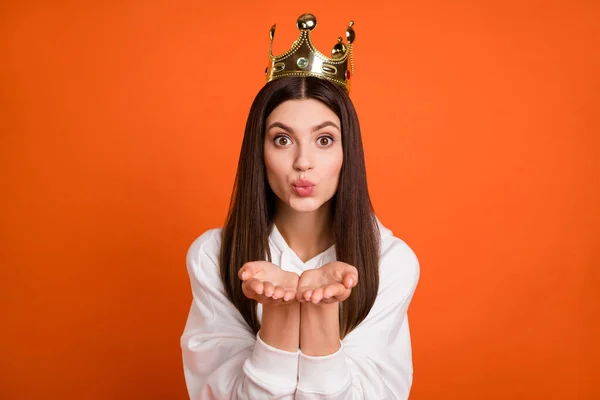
[273,200,334,263]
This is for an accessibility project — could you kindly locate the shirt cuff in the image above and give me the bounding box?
[297,341,352,395]
[243,330,300,390]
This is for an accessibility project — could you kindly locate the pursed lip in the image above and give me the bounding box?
[292,179,315,187]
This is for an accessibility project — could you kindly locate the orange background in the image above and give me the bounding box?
[1,1,598,399]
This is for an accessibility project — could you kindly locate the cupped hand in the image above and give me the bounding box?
[296,261,358,304]
[238,261,300,305]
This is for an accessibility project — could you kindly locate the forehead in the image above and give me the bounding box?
[266,99,339,130]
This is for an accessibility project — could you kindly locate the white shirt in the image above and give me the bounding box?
[181,218,420,399]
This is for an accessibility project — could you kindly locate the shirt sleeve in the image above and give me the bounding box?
[295,239,420,400]
[181,229,300,400]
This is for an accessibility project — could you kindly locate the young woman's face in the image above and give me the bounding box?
[264,98,343,213]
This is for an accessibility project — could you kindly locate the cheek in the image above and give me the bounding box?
[322,150,344,178]
[264,150,287,184]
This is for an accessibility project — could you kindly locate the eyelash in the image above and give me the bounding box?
[273,134,335,147]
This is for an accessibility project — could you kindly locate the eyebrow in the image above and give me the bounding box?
[266,120,340,134]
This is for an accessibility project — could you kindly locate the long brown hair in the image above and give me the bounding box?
[220,76,380,338]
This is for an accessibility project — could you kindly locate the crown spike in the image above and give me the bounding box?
[269,24,276,40]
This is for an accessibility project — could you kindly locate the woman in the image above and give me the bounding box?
[181,14,419,399]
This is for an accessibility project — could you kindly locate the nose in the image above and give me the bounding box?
[292,144,314,172]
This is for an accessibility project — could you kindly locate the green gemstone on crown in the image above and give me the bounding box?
[297,57,309,69]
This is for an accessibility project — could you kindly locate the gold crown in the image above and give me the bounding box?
[265,13,356,92]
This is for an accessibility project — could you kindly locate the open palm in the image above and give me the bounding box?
[238,261,299,305]
[296,261,358,304]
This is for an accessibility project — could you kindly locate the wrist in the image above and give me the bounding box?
[263,300,300,313]
[301,302,339,328]
[300,302,341,356]
[261,302,300,352]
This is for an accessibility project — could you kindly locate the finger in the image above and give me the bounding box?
[321,284,350,304]
[311,288,324,304]
[325,283,346,298]
[334,288,352,302]
[296,288,310,302]
[263,282,275,298]
[272,286,285,300]
[241,282,254,300]
[303,289,313,302]
[248,278,264,295]
[284,290,296,302]
[323,284,339,299]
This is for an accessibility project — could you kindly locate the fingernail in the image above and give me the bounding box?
[242,272,247,280]
[348,278,353,287]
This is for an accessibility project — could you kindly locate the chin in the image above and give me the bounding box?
[287,197,326,213]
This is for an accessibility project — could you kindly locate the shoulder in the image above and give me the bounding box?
[186,227,223,275]
[377,220,420,294]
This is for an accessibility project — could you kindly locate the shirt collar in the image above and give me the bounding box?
[268,223,337,273]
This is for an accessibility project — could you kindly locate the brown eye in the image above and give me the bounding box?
[275,136,290,146]
[318,137,333,146]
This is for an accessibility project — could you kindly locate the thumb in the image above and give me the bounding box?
[343,273,358,289]
[239,262,261,281]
